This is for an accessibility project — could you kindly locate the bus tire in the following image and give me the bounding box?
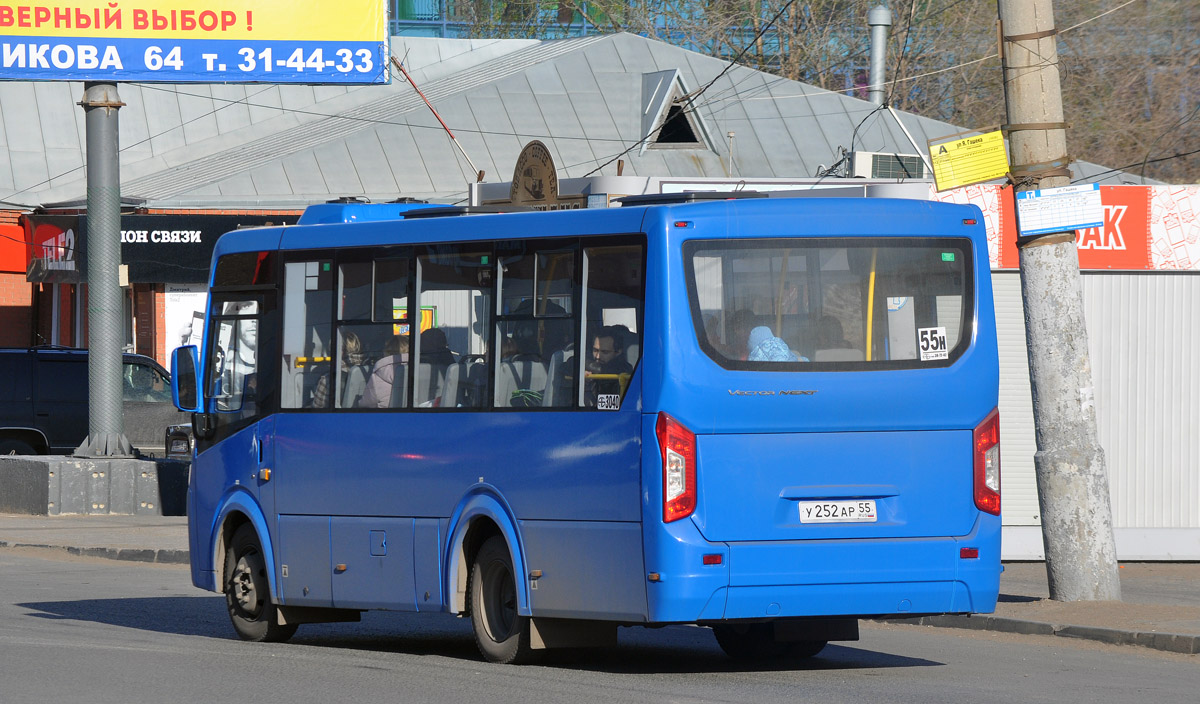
[712,623,827,660]
[469,536,535,664]
[224,524,297,643]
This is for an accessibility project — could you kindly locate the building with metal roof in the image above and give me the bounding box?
[1,33,1147,212]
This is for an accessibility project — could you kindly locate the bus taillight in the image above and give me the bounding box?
[657,412,696,523]
[973,409,1001,515]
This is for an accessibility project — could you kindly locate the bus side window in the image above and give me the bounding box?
[495,244,575,409]
[581,244,644,409]
[281,259,333,409]
[417,247,492,409]
[352,255,411,409]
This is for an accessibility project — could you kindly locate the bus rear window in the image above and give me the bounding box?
[685,238,973,370]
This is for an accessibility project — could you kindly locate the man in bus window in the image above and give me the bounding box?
[585,326,632,407]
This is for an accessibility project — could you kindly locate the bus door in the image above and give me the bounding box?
[194,292,282,560]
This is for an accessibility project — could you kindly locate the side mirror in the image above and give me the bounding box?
[171,345,202,413]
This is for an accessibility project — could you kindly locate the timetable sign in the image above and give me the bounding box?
[928,129,1010,192]
[1015,183,1104,237]
[0,0,389,84]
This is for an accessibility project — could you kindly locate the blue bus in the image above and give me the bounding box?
[171,194,1001,664]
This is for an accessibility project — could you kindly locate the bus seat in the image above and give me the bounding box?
[442,362,463,407]
[415,363,446,407]
[443,357,486,408]
[498,357,547,408]
[814,348,865,362]
[542,347,574,407]
[339,364,369,408]
[625,342,639,368]
[388,362,409,408]
[299,361,329,408]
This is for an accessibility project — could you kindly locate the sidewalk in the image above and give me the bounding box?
[898,562,1200,654]
[0,514,189,564]
[0,514,1196,655]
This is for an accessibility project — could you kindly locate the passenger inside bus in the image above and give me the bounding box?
[359,334,409,409]
[585,325,632,407]
[726,309,756,359]
[310,331,368,408]
[813,314,863,362]
[747,326,800,362]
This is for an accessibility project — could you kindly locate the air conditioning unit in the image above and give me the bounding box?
[850,151,927,179]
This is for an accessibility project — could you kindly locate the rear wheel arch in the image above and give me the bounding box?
[445,493,527,616]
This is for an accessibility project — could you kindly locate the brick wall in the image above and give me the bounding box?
[0,273,32,345]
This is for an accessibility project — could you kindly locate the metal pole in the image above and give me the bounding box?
[885,105,932,174]
[867,4,892,105]
[74,82,133,458]
[390,55,481,179]
[997,1,1120,601]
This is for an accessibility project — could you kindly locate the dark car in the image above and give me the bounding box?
[0,346,188,457]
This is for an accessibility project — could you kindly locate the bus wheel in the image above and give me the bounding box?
[469,536,535,664]
[712,623,827,660]
[224,524,297,643]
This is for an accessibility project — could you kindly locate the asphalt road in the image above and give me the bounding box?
[1,548,1196,704]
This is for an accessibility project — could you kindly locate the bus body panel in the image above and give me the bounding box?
[720,512,1001,618]
[414,519,445,612]
[277,515,332,606]
[264,397,644,618]
[270,410,641,523]
[519,519,648,620]
[640,412,732,623]
[210,226,284,261]
[329,517,418,611]
[692,429,976,542]
[278,206,650,252]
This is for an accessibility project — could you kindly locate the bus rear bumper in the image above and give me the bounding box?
[645,515,1001,623]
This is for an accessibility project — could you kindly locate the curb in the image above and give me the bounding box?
[882,614,1200,655]
[0,540,189,565]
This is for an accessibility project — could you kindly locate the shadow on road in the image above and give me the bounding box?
[537,626,942,674]
[997,594,1042,604]
[16,598,942,672]
[19,596,231,638]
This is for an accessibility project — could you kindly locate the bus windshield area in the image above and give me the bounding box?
[686,238,973,369]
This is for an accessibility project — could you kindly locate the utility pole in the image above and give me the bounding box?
[997,1,1121,600]
[74,82,133,458]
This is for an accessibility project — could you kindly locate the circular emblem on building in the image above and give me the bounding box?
[510,140,559,206]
